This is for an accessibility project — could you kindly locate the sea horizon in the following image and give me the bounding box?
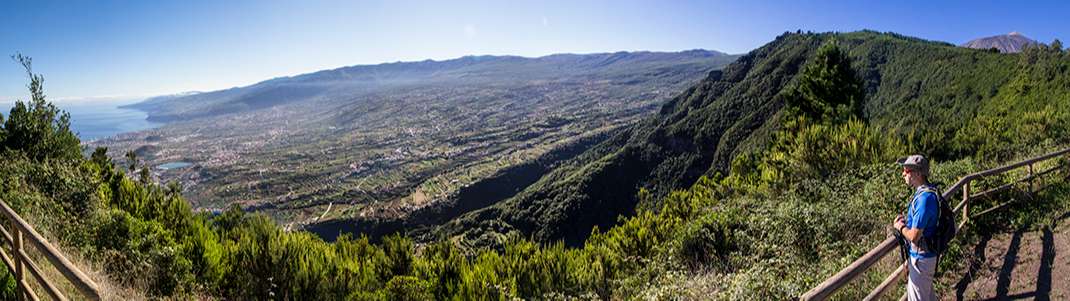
[1,97,160,141]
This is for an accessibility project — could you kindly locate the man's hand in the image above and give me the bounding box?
[893,214,922,242]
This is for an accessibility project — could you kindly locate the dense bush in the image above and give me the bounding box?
[674,211,739,271]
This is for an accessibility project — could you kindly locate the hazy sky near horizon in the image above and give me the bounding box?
[2,0,1068,103]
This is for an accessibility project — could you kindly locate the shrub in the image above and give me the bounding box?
[384,276,433,301]
[674,212,739,271]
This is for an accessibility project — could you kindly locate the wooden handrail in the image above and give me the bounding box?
[801,147,1070,301]
[802,236,898,300]
[0,199,102,301]
[948,147,1070,211]
[863,262,905,301]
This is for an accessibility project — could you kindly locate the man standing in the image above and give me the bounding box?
[893,155,939,301]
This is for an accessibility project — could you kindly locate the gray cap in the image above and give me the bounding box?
[897,155,929,175]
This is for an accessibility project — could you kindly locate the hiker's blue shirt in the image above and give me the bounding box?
[906,185,939,258]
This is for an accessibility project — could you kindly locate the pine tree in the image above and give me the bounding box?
[0,109,5,144]
[783,41,864,123]
[126,150,139,171]
[1,54,81,161]
[756,41,870,186]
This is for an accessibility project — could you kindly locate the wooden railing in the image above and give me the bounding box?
[0,200,102,301]
[801,147,1070,301]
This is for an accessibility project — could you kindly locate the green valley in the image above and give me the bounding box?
[88,51,738,235]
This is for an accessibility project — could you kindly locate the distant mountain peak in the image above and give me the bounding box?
[961,32,1041,53]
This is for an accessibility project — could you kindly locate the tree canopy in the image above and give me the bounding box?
[1,54,81,161]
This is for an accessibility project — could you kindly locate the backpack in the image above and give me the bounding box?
[913,185,956,255]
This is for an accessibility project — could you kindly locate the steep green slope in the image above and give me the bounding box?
[443,30,1067,246]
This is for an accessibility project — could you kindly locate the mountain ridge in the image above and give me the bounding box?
[961,32,1042,53]
[126,49,734,122]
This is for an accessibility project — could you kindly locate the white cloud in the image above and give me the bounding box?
[542,16,549,27]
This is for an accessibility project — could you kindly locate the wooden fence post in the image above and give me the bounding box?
[1022,162,1031,192]
[13,221,24,301]
[962,181,970,225]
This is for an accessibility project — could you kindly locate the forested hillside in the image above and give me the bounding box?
[440,30,1070,246]
[1,30,1068,299]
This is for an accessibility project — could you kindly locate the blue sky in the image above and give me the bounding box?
[2,0,1068,103]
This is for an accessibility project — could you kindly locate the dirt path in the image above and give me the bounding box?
[945,213,1070,300]
[316,201,333,222]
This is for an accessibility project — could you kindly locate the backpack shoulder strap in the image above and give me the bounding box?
[905,184,943,219]
[910,184,944,224]
[917,184,939,196]
[917,184,944,204]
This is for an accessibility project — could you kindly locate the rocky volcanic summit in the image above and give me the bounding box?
[961,31,1041,53]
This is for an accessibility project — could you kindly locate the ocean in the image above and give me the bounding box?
[1,98,160,141]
